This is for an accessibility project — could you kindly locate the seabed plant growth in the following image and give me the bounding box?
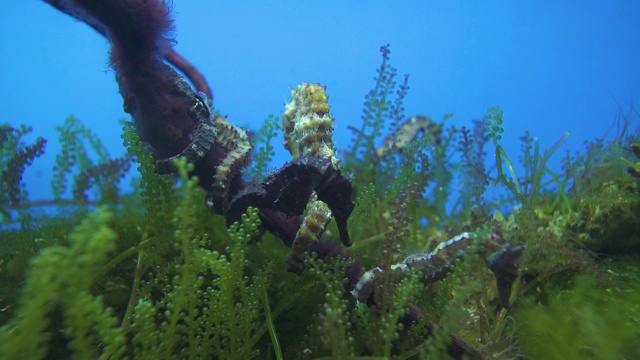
[1,1,640,359]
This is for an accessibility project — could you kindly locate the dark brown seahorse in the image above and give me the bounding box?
[43,0,355,248]
[310,232,524,359]
[351,231,524,308]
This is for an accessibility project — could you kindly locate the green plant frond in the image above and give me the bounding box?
[249,114,279,181]
[0,207,126,360]
[3,44,640,360]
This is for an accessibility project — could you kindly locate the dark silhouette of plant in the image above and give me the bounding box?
[0,124,46,221]
[455,119,490,223]
[52,116,131,204]
[72,154,132,203]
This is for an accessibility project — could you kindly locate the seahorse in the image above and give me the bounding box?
[43,0,303,245]
[308,231,522,358]
[313,231,524,309]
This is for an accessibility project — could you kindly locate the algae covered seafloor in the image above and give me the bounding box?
[1,45,640,359]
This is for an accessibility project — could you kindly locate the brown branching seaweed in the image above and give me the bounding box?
[72,154,132,203]
[0,124,47,211]
[52,116,132,204]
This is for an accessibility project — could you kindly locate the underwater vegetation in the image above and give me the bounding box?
[1,0,640,359]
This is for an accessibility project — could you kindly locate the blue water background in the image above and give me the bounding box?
[1,1,639,207]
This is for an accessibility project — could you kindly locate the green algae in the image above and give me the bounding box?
[0,45,639,359]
